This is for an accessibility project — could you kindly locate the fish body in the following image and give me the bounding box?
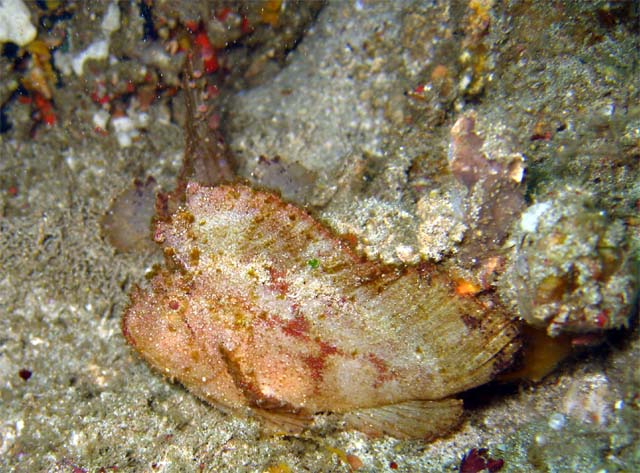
[123,183,519,439]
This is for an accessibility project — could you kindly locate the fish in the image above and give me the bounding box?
[122,182,520,439]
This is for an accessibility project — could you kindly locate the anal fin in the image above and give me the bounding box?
[252,407,314,435]
[343,398,463,440]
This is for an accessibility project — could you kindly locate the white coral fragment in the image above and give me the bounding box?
[0,0,36,46]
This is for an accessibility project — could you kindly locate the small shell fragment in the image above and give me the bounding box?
[123,183,519,439]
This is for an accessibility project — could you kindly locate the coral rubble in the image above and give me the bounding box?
[502,185,637,335]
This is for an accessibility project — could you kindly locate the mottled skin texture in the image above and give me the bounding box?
[123,183,519,438]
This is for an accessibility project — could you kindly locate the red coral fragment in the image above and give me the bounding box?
[216,7,233,22]
[194,31,218,74]
[184,21,199,33]
[241,16,252,34]
[33,92,56,126]
[459,448,504,473]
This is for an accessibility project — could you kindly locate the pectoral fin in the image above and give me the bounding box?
[343,398,463,440]
[220,346,314,434]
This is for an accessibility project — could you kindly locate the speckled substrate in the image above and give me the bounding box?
[0,1,638,472]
